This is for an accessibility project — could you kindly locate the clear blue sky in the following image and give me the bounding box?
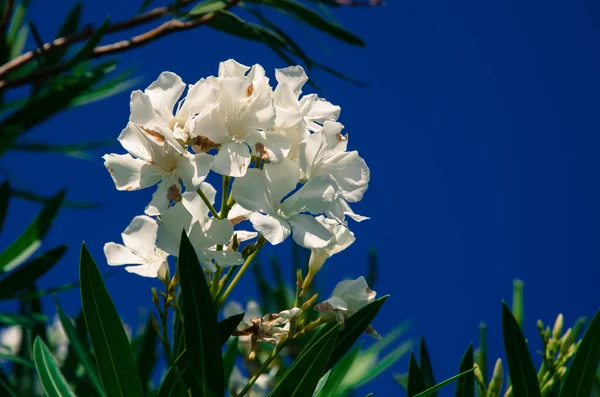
[1,0,599,395]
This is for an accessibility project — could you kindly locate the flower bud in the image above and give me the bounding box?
[488,359,503,397]
[231,234,239,251]
[559,328,572,353]
[553,314,564,340]
[302,293,319,311]
[473,365,485,389]
[151,287,160,308]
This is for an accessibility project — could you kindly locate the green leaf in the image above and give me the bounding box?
[0,312,46,327]
[0,190,64,271]
[476,322,488,384]
[317,347,360,397]
[0,352,34,367]
[419,336,436,392]
[32,337,76,397]
[47,2,83,64]
[559,308,600,397]
[135,315,159,394]
[268,323,340,397]
[0,181,9,234]
[10,188,100,209]
[0,246,66,298]
[364,394,373,397]
[54,298,105,396]
[262,0,365,46]
[218,313,244,345]
[414,368,477,397]
[0,377,17,397]
[139,0,155,12]
[188,0,229,16]
[512,279,524,328]
[501,302,541,397]
[395,373,408,389]
[355,341,412,387]
[69,18,109,66]
[178,232,224,396]
[407,351,427,397]
[455,344,475,397]
[324,295,388,372]
[222,337,238,387]
[80,243,143,397]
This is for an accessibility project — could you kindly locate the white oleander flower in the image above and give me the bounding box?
[305,216,356,287]
[0,325,22,356]
[229,365,277,397]
[47,315,69,365]
[192,59,277,177]
[273,66,340,161]
[298,121,369,222]
[231,159,338,248]
[157,190,241,272]
[104,215,169,278]
[315,277,380,339]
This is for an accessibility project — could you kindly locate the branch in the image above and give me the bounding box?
[0,0,197,78]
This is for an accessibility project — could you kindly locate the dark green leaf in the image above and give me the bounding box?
[364,394,373,397]
[312,60,369,88]
[27,21,48,63]
[10,188,100,209]
[0,190,64,271]
[559,309,600,397]
[33,336,76,397]
[0,246,66,299]
[455,344,475,397]
[69,18,109,66]
[135,315,159,394]
[268,323,340,397]
[324,295,388,372]
[172,290,185,357]
[395,373,408,389]
[219,313,244,345]
[178,232,224,396]
[0,377,17,397]
[55,298,104,396]
[0,312,46,327]
[47,2,83,64]
[414,368,477,397]
[0,181,9,234]
[139,0,155,13]
[222,338,238,387]
[80,243,143,397]
[188,0,229,15]
[262,0,365,46]
[318,347,360,397]
[476,322,488,384]
[407,351,426,397]
[512,279,524,328]
[501,302,541,397]
[419,336,436,392]
[355,341,412,387]
[0,352,34,367]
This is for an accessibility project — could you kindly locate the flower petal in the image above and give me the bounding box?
[331,276,376,314]
[218,59,250,78]
[145,179,179,216]
[275,66,308,95]
[249,212,290,245]
[212,142,251,177]
[157,202,193,255]
[178,153,213,189]
[103,153,161,191]
[263,159,299,204]
[232,169,272,213]
[144,72,185,122]
[104,243,145,266]
[129,90,157,126]
[204,218,234,246]
[178,78,219,119]
[121,215,160,257]
[117,122,152,161]
[282,174,338,215]
[124,263,163,278]
[288,214,332,249]
[206,250,243,267]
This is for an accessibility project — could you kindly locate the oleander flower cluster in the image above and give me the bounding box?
[102,59,370,282]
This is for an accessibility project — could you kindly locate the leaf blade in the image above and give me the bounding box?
[414,368,477,397]
[32,337,76,397]
[455,344,475,397]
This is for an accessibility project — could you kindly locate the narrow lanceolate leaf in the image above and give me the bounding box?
[317,347,360,397]
[47,2,83,64]
[414,368,477,397]
[455,344,475,397]
[80,243,143,397]
[0,352,34,367]
[408,351,427,397]
[218,313,244,345]
[262,0,365,46]
[69,18,109,65]
[55,298,104,397]
[512,279,524,328]
[559,309,600,397]
[0,313,46,327]
[32,337,75,397]
[135,315,159,394]
[0,190,64,271]
[222,338,238,387]
[324,295,388,372]
[269,323,340,397]
[419,336,436,393]
[0,246,66,299]
[158,315,246,397]
[188,0,229,15]
[501,302,541,397]
[178,232,224,397]
[0,181,9,235]
[355,341,412,387]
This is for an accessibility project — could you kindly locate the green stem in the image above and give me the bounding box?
[220,175,230,219]
[238,339,288,397]
[217,236,266,307]
[197,187,219,218]
[213,265,239,305]
[159,299,188,396]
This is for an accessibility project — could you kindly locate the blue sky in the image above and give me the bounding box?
[1,0,599,394]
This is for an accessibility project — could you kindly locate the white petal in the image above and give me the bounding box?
[305,96,341,124]
[178,153,213,189]
[145,179,179,216]
[212,142,251,177]
[232,169,272,213]
[308,248,330,275]
[104,243,145,266]
[103,153,161,191]
[204,218,234,246]
[190,105,230,143]
[249,212,290,245]
[228,204,254,223]
[282,174,338,215]
[328,151,369,202]
[178,78,219,119]
[121,215,160,257]
[263,160,299,203]
[181,191,210,223]
[129,90,157,126]
[218,59,250,78]
[275,66,308,95]
[157,202,193,255]
[117,122,152,161]
[144,72,185,122]
[331,276,376,314]
[207,250,243,267]
[288,214,332,249]
[232,230,258,242]
[124,263,163,278]
[223,301,245,319]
